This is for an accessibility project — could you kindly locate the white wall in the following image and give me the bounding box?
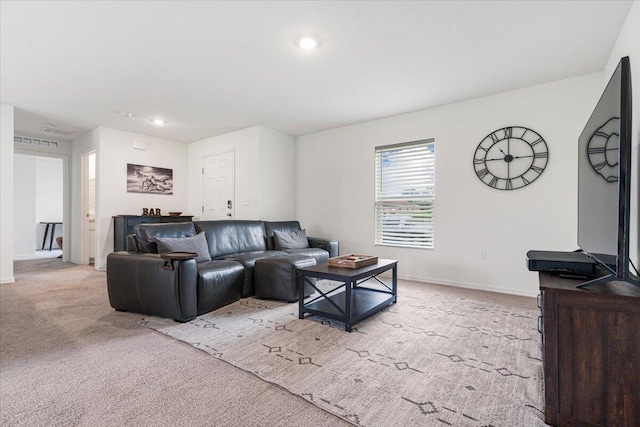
[13,154,36,258]
[13,155,35,257]
[605,1,640,267]
[1,105,15,284]
[297,73,603,297]
[94,127,188,270]
[187,125,297,222]
[188,126,261,220]
[258,126,296,220]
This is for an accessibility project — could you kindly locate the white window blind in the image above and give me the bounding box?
[375,139,435,249]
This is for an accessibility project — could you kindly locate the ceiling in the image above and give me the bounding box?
[0,1,633,143]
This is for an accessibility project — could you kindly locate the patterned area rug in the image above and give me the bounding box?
[143,281,545,426]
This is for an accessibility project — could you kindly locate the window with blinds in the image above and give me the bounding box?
[375,139,435,249]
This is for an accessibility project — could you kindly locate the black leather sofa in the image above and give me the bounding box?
[106,220,338,322]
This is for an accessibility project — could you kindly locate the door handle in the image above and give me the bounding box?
[227,200,232,209]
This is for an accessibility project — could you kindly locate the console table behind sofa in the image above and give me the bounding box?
[113,215,194,252]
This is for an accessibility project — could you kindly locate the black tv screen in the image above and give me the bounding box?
[577,56,636,285]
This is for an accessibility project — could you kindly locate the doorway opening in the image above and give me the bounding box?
[13,154,64,260]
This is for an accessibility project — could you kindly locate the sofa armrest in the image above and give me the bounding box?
[106,252,198,322]
[308,237,339,258]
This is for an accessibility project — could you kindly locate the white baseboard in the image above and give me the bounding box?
[13,254,36,260]
[397,273,539,298]
[1,277,16,284]
[67,258,103,271]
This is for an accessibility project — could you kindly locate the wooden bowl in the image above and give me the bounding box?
[168,211,182,217]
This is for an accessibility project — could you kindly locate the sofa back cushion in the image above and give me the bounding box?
[195,220,238,258]
[195,220,267,258]
[264,221,302,250]
[273,229,309,250]
[235,220,268,253]
[134,222,197,253]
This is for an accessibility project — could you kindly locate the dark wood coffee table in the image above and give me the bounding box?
[297,259,397,332]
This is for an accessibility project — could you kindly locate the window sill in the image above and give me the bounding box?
[375,243,433,250]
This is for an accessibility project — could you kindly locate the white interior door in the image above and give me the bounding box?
[87,177,96,262]
[82,151,96,264]
[203,151,234,220]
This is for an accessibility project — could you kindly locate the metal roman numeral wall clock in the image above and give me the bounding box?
[473,126,549,190]
[587,117,619,183]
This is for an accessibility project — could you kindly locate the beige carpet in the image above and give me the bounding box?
[144,280,546,426]
[0,259,350,426]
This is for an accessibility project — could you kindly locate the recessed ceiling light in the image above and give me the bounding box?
[152,119,166,126]
[297,35,319,50]
[120,111,134,118]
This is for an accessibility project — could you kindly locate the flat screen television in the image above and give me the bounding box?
[577,56,639,288]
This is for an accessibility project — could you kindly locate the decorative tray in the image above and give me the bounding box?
[160,252,198,270]
[328,254,378,269]
[160,251,198,260]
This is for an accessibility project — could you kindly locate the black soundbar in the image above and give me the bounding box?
[526,250,596,277]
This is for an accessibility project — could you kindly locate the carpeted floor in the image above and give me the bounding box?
[1,258,544,426]
[0,259,350,426]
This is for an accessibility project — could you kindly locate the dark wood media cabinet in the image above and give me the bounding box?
[113,215,193,252]
[538,272,640,427]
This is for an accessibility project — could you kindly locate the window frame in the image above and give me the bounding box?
[374,138,435,250]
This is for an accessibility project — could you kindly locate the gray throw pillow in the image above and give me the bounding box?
[273,229,309,250]
[155,232,212,262]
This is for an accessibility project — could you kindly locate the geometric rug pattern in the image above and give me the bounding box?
[143,281,546,426]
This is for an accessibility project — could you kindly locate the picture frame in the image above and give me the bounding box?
[127,163,173,194]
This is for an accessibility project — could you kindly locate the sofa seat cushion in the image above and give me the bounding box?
[254,255,317,302]
[220,250,288,298]
[196,260,244,314]
[282,247,329,265]
[219,250,288,262]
